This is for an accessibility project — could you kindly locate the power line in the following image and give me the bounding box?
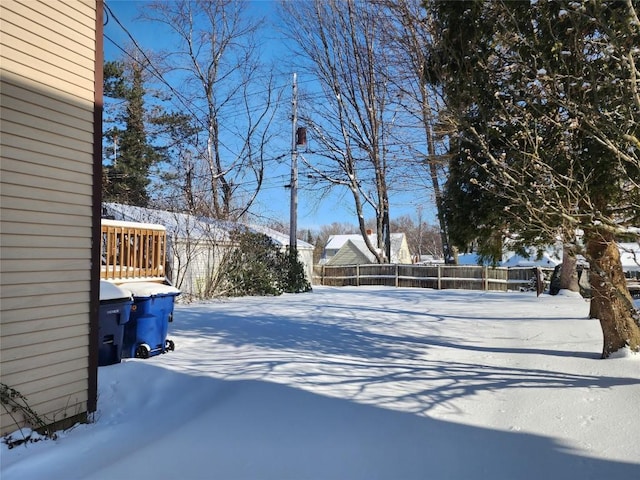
[104,2,356,129]
[103,2,321,115]
[102,2,444,224]
[104,2,286,162]
[104,3,444,164]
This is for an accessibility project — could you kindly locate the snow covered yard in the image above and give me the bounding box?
[2,286,639,480]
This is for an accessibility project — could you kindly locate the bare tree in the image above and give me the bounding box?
[141,0,281,220]
[279,0,404,263]
[379,0,454,263]
[391,213,443,260]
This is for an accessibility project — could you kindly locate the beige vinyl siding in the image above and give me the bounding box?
[0,2,95,96]
[1,335,90,365]
[1,120,95,168]
[1,303,90,326]
[0,0,97,435]
[1,206,94,226]
[0,270,90,287]
[1,324,90,354]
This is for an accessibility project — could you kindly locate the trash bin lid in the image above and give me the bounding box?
[122,281,181,298]
[100,281,132,301]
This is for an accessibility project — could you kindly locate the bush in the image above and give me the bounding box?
[281,248,313,294]
[222,229,311,296]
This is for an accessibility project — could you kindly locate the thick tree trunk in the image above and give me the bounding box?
[560,244,580,291]
[586,232,640,358]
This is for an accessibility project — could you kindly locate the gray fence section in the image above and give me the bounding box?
[313,264,554,292]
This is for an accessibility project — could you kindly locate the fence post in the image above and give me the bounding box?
[502,267,508,292]
[322,264,325,286]
[356,264,360,287]
[437,265,442,290]
[395,264,399,288]
[483,266,489,291]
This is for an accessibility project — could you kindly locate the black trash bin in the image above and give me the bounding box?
[98,281,133,366]
[121,282,181,359]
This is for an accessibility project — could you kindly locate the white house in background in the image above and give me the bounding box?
[503,242,640,272]
[457,241,640,272]
[456,245,562,268]
[102,203,315,298]
[501,250,561,268]
[323,233,412,266]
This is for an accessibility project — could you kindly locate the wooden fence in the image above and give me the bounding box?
[313,264,555,292]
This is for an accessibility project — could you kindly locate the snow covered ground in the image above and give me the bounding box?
[2,286,639,480]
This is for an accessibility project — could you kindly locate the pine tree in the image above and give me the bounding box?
[222,230,311,296]
[103,60,162,206]
[430,0,640,357]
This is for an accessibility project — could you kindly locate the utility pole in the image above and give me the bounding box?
[289,73,298,252]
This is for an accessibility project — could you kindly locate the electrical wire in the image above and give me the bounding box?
[102,1,445,224]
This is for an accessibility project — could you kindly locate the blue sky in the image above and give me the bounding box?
[103,0,438,231]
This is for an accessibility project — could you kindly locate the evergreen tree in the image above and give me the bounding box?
[430,0,640,357]
[103,60,162,206]
[141,1,276,220]
[223,230,311,297]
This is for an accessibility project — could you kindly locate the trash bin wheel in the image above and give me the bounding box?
[135,344,150,359]
[165,339,175,352]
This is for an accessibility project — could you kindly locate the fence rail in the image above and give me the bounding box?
[314,264,553,292]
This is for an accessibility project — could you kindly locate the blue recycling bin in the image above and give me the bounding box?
[98,281,133,366]
[121,282,181,359]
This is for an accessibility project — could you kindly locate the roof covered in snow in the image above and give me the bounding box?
[619,242,640,271]
[325,233,409,264]
[457,248,562,268]
[458,242,638,271]
[501,251,561,268]
[102,203,313,250]
[326,233,405,251]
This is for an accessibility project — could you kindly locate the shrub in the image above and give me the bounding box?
[222,229,311,296]
[1,383,57,448]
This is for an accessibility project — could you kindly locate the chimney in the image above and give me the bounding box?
[366,229,372,235]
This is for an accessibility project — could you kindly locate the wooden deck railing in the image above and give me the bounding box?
[101,219,167,282]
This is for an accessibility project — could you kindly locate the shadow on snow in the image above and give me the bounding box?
[40,363,640,480]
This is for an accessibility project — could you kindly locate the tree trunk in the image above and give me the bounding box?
[560,243,580,291]
[586,231,640,358]
[424,110,452,264]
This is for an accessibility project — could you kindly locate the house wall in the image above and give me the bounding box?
[396,237,412,265]
[101,203,316,297]
[170,237,233,299]
[327,242,371,266]
[296,247,315,285]
[619,242,640,273]
[323,233,413,266]
[0,0,100,435]
[171,240,315,297]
